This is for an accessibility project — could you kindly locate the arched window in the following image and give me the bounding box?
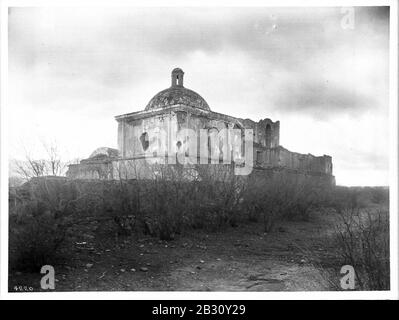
[265,124,272,148]
[140,132,149,151]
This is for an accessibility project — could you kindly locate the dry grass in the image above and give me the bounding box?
[9,169,389,292]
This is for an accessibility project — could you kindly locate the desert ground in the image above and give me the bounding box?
[9,210,364,292]
[8,176,389,292]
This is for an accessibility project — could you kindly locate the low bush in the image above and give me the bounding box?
[333,208,389,290]
[9,214,72,272]
[240,173,330,232]
[9,178,77,271]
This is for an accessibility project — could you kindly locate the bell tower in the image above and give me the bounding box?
[171,68,184,87]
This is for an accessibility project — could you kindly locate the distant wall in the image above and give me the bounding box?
[66,157,335,186]
[67,158,235,181]
[253,146,332,175]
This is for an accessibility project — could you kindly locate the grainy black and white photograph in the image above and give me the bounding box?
[1,1,398,299]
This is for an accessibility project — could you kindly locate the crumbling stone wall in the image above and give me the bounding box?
[116,105,281,162]
[253,146,333,175]
[70,104,332,180]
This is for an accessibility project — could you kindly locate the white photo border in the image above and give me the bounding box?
[1,0,397,300]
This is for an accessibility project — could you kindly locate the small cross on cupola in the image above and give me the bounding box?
[171,68,184,87]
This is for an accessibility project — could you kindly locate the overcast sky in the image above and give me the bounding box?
[8,6,390,186]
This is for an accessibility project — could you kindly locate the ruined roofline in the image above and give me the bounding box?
[114,104,210,121]
[277,145,332,160]
[114,104,279,129]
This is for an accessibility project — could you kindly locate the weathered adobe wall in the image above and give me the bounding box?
[67,161,115,180]
[250,166,336,186]
[67,158,236,181]
[117,110,240,160]
[66,157,334,187]
[117,108,280,162]
[253,146,333,175]
[118,111,179,158]
[81,106,332,179]
[240,118,280,148]
[277,147,333,175]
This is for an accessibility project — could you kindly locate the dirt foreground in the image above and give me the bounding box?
[9,212,340,292]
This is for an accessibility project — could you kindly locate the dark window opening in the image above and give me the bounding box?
[265,124,272,148]
[140,132,149,151]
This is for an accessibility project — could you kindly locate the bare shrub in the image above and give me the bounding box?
[328,186,389,211]
[369,187,389,205]
[105,179,142,236]
[12,143,68,181]
[193,164,245,229]
[9,213,71,272]
[114,163,246,239]
[293,186,390,291]
[284,177,329,221]
[240,173,329,232]
[240,174,284,232]
[9,178,78,271]
[333,208,389,290]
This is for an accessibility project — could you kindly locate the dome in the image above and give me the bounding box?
[145,86,210,111]
[145,68,210,111]
[172,67,184,73]
[89,147,119,159]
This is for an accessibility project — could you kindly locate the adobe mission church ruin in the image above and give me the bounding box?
[67,68,334,184]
